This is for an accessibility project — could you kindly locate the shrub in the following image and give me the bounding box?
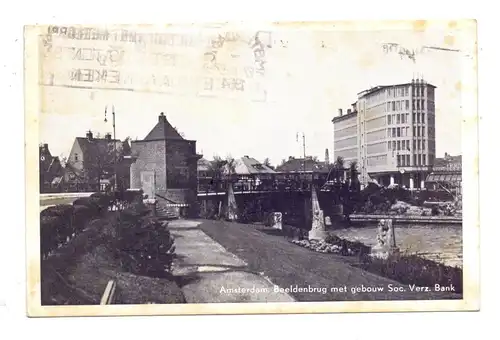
[40,215,66,256]
[40,205,75,244]
[116,217,176,275]
[325,234,371,256]
[72,205,92,233]
[73,197,101,215]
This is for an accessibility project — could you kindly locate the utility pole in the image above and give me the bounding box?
[104,105,117,191]
[302,133,306,190]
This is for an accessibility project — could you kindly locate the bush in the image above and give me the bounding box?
[116,216,176,275]
[40,216,62,258]
[325,234,371,257]
[73,197,101,215]
[40,205,75,245]
[72,205,92,233]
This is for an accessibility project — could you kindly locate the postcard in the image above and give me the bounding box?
[25,20,479,317]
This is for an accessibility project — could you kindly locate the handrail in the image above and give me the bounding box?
[100,280,117,305]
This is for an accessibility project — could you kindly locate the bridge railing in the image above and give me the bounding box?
[197,172,341,194]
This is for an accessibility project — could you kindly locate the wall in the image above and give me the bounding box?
[165,140,198,190]
[130,140,167,191]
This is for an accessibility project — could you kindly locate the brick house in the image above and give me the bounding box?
[130,113,202,216]
[64,131,132,191]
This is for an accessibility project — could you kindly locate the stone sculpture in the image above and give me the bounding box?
[370,219,399,260]
[308,186,327,241]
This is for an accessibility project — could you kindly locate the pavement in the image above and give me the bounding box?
[169,219,295,303]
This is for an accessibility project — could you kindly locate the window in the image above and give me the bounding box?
[392,141,396,150]
[406,100,409,110]
[421,112,425,123]
[401,155,406,166]
[418,154,422,166]
[412,112,416,122]
[412,100,415,110]
[392,127,396,136]
[388,141,391,150]
[422,140,426,150]
[74,153,78,161]
[397,155,401,167]
[406,127,409,136]
[392,101,395,111]
[423,154,426,165]
[421,99,425,110]
[397,114,401,124]
[387,102,391,111]
[388,115,391,125]
[402,140,406,149]
[401,114,405,124]
[405,87,409,96]
[397,141,401,150]
[387,128,391,137]
[413,154,417,165]
[406,113,409,122]
[406,154,410,165]
[421,87,424,96]
[413,140,416,150]
[397,127,401,137]
[417,100,420,110]
[417,127,421,137]
[413,126,416,136]
[422,127,425,136]
[402,128,406,137]
[418,140,421,150]
[417,112,420,123]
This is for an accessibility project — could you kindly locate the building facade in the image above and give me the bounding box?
[130,113,202,215]
[425,152,462,195]
[332,79,436,188]
[39,143,64,192]
[64,131,131,191]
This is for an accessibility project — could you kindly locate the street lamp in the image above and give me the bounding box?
[104,105,117,191]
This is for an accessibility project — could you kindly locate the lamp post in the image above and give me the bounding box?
[104,105,117,191]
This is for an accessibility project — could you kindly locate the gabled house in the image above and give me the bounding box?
[129,112,203,216]
[276,156,330,174]
[64,130,132,191]
[39,143,64,192]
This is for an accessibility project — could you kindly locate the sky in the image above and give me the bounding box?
[37,22,473,166]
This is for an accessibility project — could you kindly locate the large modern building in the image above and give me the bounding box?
[332,78,436,188]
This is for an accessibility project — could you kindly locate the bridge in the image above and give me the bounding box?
[197,171,353,196]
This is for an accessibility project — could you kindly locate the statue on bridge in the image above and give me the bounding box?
[308,186,327,241]
[370,219,399,260]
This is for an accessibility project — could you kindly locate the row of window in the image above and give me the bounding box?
[384,99,430,112]
[388,139,427,151]
[387,126,427,138]
[387,112,428,125]
[396,154,427,167]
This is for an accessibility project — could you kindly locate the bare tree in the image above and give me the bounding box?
[263,157,274,169]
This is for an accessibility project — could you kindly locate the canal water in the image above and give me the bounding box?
[331,223,463,268]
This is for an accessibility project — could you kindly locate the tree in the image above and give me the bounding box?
[66,139,128,192]
[332,156,345,181]
[263,157,274,170]
[312,156,319,162]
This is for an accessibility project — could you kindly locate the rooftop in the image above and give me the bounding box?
[357,80,436,98]
[143,112,185,141]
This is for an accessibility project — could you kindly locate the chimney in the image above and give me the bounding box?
[86,130,93,141]
[43,143,48,151]
[105,133,112,141]
[158,112,167,123]
[338,108,343,116]
[325,148,330,164]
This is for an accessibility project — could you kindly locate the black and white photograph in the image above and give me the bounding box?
[24,21,479,316]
